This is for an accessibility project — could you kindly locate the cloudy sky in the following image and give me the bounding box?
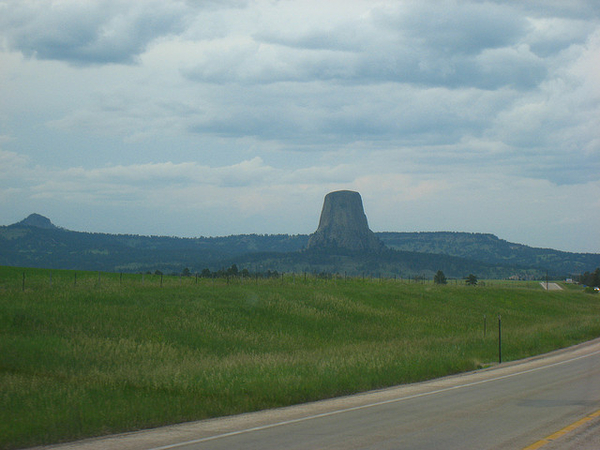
[1,0,599,253]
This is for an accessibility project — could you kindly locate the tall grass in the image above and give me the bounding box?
[1,267,599,449]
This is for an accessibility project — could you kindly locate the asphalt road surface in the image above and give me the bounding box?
[35,338,600,450]
[540,282,563,291]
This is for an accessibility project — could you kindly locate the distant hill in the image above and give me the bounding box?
[1,214,598,279]
[0,215,308,274]
[377,232,600,276]
[15,213,59,230]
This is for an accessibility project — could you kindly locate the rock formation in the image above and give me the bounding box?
[307,190,384,252]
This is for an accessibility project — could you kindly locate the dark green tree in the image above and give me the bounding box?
[434,270,447,285]
[579,268,600,288]
[465,274,478,286]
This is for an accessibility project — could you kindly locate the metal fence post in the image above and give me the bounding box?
[498,315,502,364]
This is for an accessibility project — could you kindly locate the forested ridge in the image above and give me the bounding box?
[1,216,598,278]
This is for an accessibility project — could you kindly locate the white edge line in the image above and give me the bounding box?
[148,349,600,450]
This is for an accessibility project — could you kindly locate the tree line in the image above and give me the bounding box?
[578,268,600,288]
[167,264,282,279]
[169,266,482,285]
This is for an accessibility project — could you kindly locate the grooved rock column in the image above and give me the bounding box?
[307,190,383,252]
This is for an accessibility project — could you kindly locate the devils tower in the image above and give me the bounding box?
[307,190,384,252]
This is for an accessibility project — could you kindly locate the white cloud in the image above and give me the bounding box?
[0,149,29,174]
[526,17,596,56]
[484,29,600,183]
[28,157,279,196]
[363,171,600,253]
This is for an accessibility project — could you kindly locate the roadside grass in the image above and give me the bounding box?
[1,267,599,449]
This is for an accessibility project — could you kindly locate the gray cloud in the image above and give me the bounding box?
[512,0,600,20]
[0,1,183,64]
[182,1,550,90]
[0,0,246,65]
[379,1,529,55]
[1,0,598,250]
[527,18,596,57]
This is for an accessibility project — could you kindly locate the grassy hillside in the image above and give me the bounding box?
[1,266,599,449]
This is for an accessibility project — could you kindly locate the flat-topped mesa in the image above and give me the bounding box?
[307,190,384,252]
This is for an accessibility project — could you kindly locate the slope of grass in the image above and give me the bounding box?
[1,267,599,449]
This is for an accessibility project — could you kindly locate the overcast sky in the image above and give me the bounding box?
[1,0,599,253]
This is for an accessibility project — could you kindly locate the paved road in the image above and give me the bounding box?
[35,339,600,450]
[540,282,563,291]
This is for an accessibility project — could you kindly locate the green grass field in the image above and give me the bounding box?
[1,266,599,449]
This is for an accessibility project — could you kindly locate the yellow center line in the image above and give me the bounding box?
[522,409,600,450]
